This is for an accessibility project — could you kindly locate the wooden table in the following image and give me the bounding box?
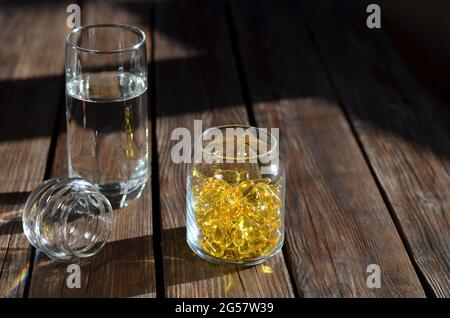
[0,0,448,298]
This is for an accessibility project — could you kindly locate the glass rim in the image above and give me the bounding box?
[66,23,146,54]
[200,124,278,161]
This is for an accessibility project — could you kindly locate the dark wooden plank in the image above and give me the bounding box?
[0,1,68,193]
[0,0,70,297]
[28,0,156,298]
[154,0,294,297]
[300,0,450,297]
[230,0,425,297]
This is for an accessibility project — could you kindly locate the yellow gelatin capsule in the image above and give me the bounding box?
[212,226,226,243]
[238,242,251,255]
[214,169,240,184]
[192,185,202,198]
[238,171,249,182]
[260,242,277,256]
[236,180,254,196]
[201,238,224,258]
[191,168,284,263]
[249,238,265,250]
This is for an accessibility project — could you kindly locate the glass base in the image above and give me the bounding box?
[187,236,284,267]
[98,180,147,208]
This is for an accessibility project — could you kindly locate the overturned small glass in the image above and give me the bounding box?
[23,178,113,262]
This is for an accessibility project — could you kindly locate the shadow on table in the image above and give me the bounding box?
[27,225,277,298]
[0,192,30,236]
[0,190,271,298]
[29,234,156,298]
[1,0,449,162]
[162,226,259,295]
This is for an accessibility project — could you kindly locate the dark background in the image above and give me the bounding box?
[381,0,450,104]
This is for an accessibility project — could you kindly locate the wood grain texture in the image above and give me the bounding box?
[28,0,156,298]
[0,1,69,193]
[154,0,294,297]
[0,191,32,297]
[299,0,450,297]
[1,0,446,299]
[230,0,425,297]
[0,0,70,297]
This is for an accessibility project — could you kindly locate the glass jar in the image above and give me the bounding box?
[23,178,113,262]
[186,125,285,265]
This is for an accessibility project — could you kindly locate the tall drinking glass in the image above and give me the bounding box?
[65,24,148,208]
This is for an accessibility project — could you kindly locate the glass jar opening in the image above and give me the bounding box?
[63,191,113,258]
[200,124,278,163]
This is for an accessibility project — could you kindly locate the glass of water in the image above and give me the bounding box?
[65,24,148,208]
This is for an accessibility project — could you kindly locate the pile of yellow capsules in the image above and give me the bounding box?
[191,167,283,262]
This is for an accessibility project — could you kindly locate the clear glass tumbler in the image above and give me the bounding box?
[186,125,286,266]
[65,24,148,208]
